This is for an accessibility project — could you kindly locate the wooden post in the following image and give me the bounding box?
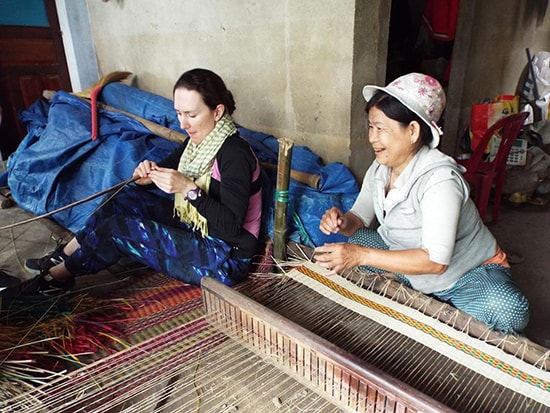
[273,138,294,261]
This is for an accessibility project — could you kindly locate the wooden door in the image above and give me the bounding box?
[0,0,71,158]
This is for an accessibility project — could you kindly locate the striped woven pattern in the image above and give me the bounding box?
[286,263,550,409]
[2,271,225,412]
[296,264,550,392]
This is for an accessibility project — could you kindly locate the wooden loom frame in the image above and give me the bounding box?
[202,276,456,413]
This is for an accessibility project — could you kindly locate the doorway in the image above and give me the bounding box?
[386,0,459,88]
[0,0,71,158]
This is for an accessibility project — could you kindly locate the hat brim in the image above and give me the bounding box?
[362,85,441,149]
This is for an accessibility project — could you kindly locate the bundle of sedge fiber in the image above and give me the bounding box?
[0,293,134,395]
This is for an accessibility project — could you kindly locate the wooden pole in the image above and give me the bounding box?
[273,139,294,261]
[43,90,322,189]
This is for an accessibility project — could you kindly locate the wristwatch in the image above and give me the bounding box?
[186,186,201,201]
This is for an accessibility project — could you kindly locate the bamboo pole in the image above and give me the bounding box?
[273,139,294,261]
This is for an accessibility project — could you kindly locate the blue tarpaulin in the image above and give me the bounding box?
[5,84,359,247]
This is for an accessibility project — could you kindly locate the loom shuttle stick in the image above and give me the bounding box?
[0,176,139,232]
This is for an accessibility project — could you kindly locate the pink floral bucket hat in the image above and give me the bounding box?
[362,73,446,148]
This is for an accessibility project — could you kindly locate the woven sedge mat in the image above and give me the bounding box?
[221,262,549,412]
[285,242,550,371]
[102,271,208,348]
[1,239,277,412]
[1,271,228,412]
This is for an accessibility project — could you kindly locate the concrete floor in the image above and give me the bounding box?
[0,188,549,350]
[488,194,550,348]
[0,196,146,298]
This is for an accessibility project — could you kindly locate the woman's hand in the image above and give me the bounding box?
[148,166,194,194]
[313,242,365,276]
[133,160,158,185]
[315,243,448,277]
[319,207,346,235]
[319,207,364,237]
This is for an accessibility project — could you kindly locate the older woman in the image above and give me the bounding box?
[25,68,262,293]
[314,73,529,334]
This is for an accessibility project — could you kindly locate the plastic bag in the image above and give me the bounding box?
[520,50,550,122]
[469,95,518,153]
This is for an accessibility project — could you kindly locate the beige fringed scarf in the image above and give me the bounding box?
[174,114,237,236]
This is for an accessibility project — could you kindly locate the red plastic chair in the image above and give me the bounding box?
[457,112,529,224]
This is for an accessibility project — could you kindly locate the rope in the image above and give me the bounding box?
[0,176,139,232]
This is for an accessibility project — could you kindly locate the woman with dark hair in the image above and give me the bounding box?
[25,68,262,291]
[314,73,529,334]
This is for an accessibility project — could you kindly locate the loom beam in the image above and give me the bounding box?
[201,276,455,413]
